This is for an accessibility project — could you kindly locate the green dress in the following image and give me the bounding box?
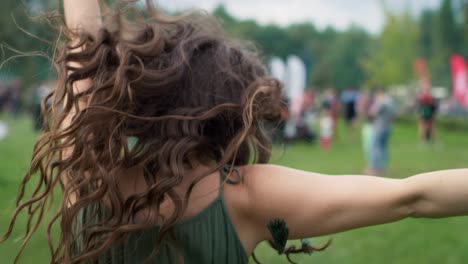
[73,167,248,264]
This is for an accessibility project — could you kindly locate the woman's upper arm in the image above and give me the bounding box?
[61,0,102,191]
[63,0,102,93]
[241,164,413,241]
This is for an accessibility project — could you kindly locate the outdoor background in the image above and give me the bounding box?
[1,0,468,263]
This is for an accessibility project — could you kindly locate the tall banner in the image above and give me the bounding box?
[450,55,468,108]
[269,57,286,83]
[286,55,306,117]
[269,57,288,97]
[284,55,306,138]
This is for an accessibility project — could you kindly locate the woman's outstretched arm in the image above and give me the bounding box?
[237,165,468,243]
[405,169,468,218]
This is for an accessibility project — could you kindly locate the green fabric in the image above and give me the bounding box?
[420,104,435,119]
[73,167,248,264]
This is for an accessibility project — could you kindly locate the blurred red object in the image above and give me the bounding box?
[450,55,468,108]
[414,58,431,93]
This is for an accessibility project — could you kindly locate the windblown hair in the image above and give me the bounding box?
[1,1,282,263]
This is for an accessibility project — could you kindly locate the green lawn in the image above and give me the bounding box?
[1,115,467,263]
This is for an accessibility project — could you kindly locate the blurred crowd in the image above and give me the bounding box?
[272,86,444,176]
[0,79,53,140]
[0,76,458,177]
[0,80,21,140]
[0,79,21,117]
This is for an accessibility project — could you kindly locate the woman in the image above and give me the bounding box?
[358,90,375,174]
[2,1,468,263]
[367,89,394,176]
[418,90,437,144]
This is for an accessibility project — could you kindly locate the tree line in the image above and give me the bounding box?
[0,0,467,92]
[213,0,468,90]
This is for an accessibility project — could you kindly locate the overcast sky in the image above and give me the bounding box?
[158,0,442,34]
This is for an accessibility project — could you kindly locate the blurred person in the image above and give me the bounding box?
[340,87,359,127]
[294,112,315,143]
[0,82,6,111]
[319,107,333,150]
[3,2,468,264]
[417,90,438,144]
[0,81,10,141]
[356,89,373,119]
[303,89,315,111]
[0,119,8,141]
[302,90,318,142]
[366,89,394,176]
[358,90,375,173]
[0,81,11,112]
[322,88,340,137]
[293,92,316,143]
[0,79,22,117]
[8,79,21,117]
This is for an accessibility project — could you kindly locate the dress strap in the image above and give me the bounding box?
[220,165,242,185]
[218,165,242,201]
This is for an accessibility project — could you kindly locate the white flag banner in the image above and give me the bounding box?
[451,55,468,108]
[269,57,288,98]
[286,55,306,119]
[269,57,286,83]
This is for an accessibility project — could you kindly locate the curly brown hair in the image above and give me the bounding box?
[1,1,282,263]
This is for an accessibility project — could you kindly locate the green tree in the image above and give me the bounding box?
[1,0,56,83]
[212,5,372,90]
[320,27,371,89]
[439,0,461,52]
[212,5,237,26]
[363,11,419,87]
[462,0,468,57]
[430,0,461,87]
[419,9,436,59]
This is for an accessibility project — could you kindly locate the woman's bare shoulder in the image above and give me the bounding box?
[222,164,288,253]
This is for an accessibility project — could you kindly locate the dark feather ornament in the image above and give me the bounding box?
[251,218,332,264]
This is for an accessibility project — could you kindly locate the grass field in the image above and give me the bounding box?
[1,115,467,263]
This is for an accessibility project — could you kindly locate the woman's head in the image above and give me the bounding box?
[125,18,282,166]
[69,4,283,168]
[1,2,282,263]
